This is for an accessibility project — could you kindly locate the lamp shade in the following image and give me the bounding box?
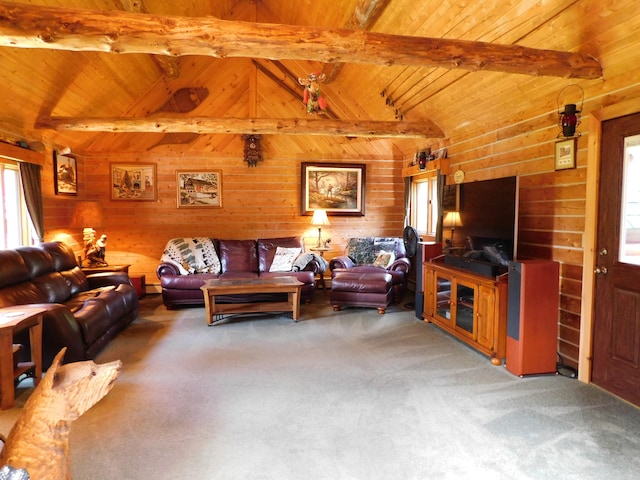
[71,201,105,229]
[311,209,330,226]
[443,211,463,228]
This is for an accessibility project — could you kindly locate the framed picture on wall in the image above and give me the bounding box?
[300,162,366,216]
[442,184,460,212]
[555,138,577,170]
[111,163,157,201]
[54,151,77,195]
[176,170,222,208]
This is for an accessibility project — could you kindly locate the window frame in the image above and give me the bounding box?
[1,159,35,248]
[410,173,439,240]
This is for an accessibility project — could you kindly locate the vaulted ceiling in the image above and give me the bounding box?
[0,0,606,157]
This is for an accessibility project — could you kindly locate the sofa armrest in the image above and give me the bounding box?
[157,262,181,278]
[329,255,355,271]
[302,257,326,275]
[86,272,133,288]
[12,303,86,369]
[389,257,411,275]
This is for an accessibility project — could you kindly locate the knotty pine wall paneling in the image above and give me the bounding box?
[44,146,406,293]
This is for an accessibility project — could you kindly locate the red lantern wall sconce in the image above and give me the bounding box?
[557,85,584,138]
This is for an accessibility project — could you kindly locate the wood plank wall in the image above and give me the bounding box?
[43,146,407,292]
[440,119,587,370]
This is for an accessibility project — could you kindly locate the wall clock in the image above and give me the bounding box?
[453,168,465,184]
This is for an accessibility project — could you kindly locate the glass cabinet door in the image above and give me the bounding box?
[435,274,453,326]
[455,281,476,338]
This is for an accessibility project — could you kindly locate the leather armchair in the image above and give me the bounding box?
[329,237,411,303]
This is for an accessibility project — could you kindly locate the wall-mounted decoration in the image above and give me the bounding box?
[301,162,366,216]
[111,163,157,201]
[298,72,328,115]
[242,134,263,167]
[556,85,584,138]
[176,170,222,208]
[54,151,77,195]
[554,138,577,170]
[442,184,460,212]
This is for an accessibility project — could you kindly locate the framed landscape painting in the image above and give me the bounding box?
[301,162,366,216]
[54,151,77,195]
[111,163,157,201]
[176,170,222,208]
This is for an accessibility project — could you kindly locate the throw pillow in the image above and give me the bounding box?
[269,247,302,272]
[372,250,395,268]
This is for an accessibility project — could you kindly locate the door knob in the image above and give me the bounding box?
[594,266,608,275]
[599,248,608,256]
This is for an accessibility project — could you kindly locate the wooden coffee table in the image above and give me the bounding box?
[200,277,304,326]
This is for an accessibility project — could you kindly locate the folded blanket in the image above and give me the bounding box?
[161,237,221,275]
[292,252,327,272]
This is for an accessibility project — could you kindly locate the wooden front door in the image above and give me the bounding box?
[592,112,640,406]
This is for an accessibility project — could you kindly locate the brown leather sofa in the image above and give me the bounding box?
[156,236,325,308]
[0,241,138,369]
[329,237,411,303]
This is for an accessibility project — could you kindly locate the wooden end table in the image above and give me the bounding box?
[200,277,303,326]
[0,305,46,410]
[81,264,130,275]
[310,247,330,293]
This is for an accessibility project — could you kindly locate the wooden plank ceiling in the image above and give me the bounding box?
[0,0,603,156]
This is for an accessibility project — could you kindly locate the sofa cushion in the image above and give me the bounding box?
[32,272,72,303]
[74,298,114,346]
[16,246,55,279]
[345,237,405,265]
[40,241,79,271]
[0,281,47,308]
[372,250,396,268]
[59,267,91,296]
[269,247,301,272]
[0,250,30,288]
[258,236,303,273]
[219,239,258,273]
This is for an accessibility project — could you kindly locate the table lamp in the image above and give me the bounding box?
[70,201,105,265]
[311,209,330,248]
[443,211,463,246]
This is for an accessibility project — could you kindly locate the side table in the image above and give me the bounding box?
[81,264,131,275]
[310,247,330,293]
[0,305,46,409]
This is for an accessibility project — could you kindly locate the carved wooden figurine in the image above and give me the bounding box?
[0,349,121,480]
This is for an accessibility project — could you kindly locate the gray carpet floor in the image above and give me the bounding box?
[2,294,640,480]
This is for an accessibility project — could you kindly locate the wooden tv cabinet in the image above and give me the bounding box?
[422,261,508,365]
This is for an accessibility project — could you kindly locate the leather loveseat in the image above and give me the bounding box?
[0,241,138,369]
[156,236,325,309]
[329,237,411,303]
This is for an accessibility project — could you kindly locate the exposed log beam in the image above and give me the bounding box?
[0,2,602,79]
[118,0,180,77]
[323,0,391,83]
[36,115,444,139]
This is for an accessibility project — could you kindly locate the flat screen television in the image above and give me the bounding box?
[452,176,519,260]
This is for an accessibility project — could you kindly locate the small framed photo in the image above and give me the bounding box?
[300,162,366,216]
[177,170,222,208]
[555,138,577,170]
[111,163,157,200]
[54,151,77,195]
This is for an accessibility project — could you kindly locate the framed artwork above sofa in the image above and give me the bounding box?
[300,162,366,216]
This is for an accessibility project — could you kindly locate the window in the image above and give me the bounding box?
[620,134,640,265]
[411,176,438,238]
[1,161,36,248]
